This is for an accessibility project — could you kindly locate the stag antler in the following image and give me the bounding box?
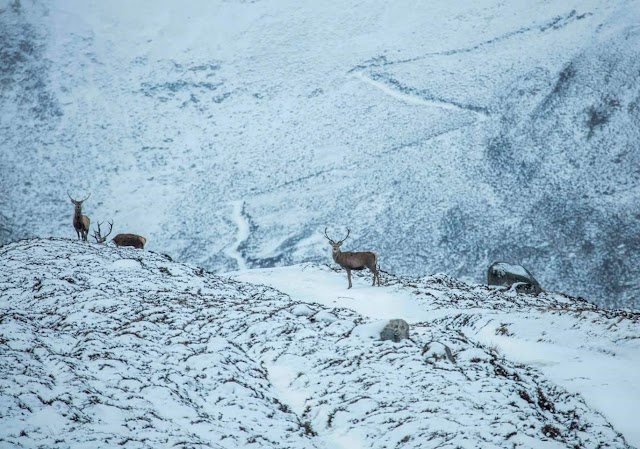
[68,192,91,203]
[93,220,113,244]
[337,228,351,244]
[324,227,336,244]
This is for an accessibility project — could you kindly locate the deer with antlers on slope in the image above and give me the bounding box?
[92,220,113,244]
[92,219,146,249]
[324,227,380,289]
[68,192,91,241]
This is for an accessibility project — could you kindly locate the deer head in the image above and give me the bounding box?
[324,227,350,255]
[93,220,113,244]
[67,192,91,207]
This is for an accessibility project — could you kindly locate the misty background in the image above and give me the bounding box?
[1,0,639,309]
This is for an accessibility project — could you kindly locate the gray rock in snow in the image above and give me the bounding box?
[380,319,410,342]
[487,261,542,295]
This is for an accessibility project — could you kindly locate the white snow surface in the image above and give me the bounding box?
[491,262,532,279]
[1,238,638,448]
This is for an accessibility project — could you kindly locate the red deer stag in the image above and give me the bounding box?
[92,220,113,244]
[93,220,146,249]
[113,233,147,249]
[324,227,380,289]
[68,192,91,241]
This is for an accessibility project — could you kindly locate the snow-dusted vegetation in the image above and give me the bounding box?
[1,238,638,448]
[1,0,639,309]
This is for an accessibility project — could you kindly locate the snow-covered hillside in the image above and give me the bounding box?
[0,1,639,306]
[1,238,638,448]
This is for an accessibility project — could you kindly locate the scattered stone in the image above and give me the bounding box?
[380,319,410,342]
[487,261,542,295]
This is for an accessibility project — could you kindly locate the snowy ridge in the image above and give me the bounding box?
[1,239,636,448]
[1,240,316,448]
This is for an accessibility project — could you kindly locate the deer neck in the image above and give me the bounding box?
[73,205,83,225]
[332,248,343,264]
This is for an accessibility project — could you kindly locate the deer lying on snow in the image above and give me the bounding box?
[68,192,91,241]
[93,220,147,249]
[113,233,147,249]
[325,228,380,289]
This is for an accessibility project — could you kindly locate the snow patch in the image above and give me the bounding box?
[351,320,389,340]
[224,200,249,271]
[492,262,532,278]
[314,310,337,322]
[291,304,316,317]
[110,259,141,270]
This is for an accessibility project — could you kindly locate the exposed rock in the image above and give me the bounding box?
[380,319,410,342]
[487,261,542,295]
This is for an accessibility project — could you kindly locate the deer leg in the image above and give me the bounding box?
[76,229,81,240]
[369,265,379,286]
[346,269,352,289]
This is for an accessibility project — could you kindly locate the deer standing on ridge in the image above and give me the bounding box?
[324,228,380,289]
[68,192,91,241]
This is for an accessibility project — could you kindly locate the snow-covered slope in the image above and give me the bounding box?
[1,0,639,310]
[1,238,637,448]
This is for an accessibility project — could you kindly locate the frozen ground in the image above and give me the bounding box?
[0,238,638,448]
[1,0,639,309]
[233,264,640,446]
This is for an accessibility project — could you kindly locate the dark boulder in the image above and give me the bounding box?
[380,319,410,342]
[487,261,542,295]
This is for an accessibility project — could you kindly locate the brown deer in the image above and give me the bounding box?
[93,220,146,249]
[68,192,91,241]
[324,228,380,289]
[113,233,147,249]
[92,220,113,244]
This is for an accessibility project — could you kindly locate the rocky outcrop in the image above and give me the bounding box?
[380,319,410,342]
[487,261,542,295]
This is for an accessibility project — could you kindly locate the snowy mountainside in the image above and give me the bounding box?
[1,0,640,309]
[234,264,640,447]
[1,238,638,448]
